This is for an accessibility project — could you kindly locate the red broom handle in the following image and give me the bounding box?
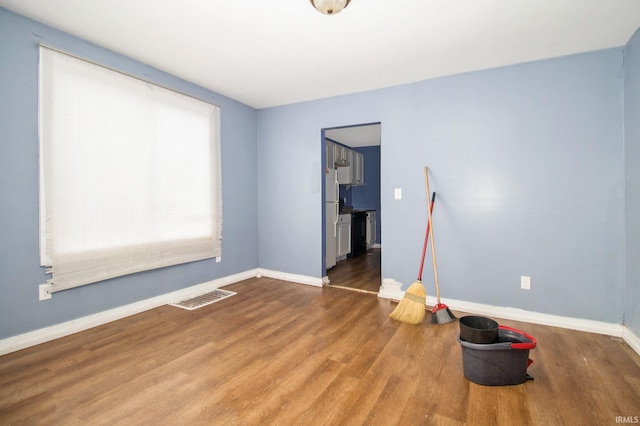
[417,191,436,280]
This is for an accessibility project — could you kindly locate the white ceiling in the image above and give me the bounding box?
[325,123,381,148]
[2,0,640,110]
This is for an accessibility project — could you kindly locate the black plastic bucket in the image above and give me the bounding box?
[459,315,499,344]
[458,325,536,386]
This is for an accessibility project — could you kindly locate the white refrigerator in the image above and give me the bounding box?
[325,169,339,269]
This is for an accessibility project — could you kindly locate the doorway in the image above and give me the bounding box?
[323,123,381,294]
[326,247,381,293]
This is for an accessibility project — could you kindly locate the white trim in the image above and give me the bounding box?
[377,282,636,353]
[257,268,323,287]
[0,269,259,356]
[4,270,637,357]
[0,268,322,355]
[378,288,402,300]
[429,295,624,337]
[623,326,640,355]
[378,277,404,300]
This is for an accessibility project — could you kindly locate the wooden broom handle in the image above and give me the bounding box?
[424,167,441,304]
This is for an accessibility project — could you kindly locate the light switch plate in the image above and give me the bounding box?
[394,188,402,199]
[39,284,52,301]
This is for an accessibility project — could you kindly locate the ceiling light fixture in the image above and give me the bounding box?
[310,0,351,15]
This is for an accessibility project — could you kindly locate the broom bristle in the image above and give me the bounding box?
[430,303,456,324]
[389,280,426,325]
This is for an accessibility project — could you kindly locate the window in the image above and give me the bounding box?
[39,45,222,292]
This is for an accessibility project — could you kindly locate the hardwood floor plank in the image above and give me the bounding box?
[331,325,432,425]
[425,332,470,424]
[241,358,348,425]
[340,324,397,378]
[1,277,639,425]
[291,373,361,425]
[364,374,414,425]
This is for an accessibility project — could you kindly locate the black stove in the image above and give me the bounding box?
[348,211,367,258]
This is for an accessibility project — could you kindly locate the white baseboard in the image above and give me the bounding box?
[434,296,624,337]
[4,269,637,357]
[623,327,640,355]
[378,277,403,300]
[376,279,638,355]
[257,268,323,287]
[0,268,324,356]
[0,268,260,356]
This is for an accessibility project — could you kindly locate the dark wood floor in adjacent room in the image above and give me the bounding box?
[327,248,381,293]
[1,277,639,425]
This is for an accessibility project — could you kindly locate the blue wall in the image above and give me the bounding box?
[625,28,640,336]
[1,6,638,341]
[258,49,625,323]
[0,9,258,339]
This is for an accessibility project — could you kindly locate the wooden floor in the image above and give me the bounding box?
[1,277,639,425]
[327,248,381,293]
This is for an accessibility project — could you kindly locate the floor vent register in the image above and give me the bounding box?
[169,289,237,310]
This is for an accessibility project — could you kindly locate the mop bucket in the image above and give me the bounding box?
[458,325,536,386]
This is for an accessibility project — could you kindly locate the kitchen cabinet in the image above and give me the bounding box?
[325,141,336,170]
[335,144,350,167]
[337,164,349,185]
[352,151,364,185]
[337,214,351,258]
[337,150,364,186]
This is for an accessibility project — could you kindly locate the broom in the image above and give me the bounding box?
[388,190,436,325]
[424,167,456,325]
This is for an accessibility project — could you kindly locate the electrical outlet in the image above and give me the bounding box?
[39,284,52,301]
[216,256,221,263]
[394,188,402,199]
[521,276,531,290]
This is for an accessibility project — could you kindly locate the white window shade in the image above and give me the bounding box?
[39,45,222,292]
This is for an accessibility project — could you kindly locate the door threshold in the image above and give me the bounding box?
[324,284,378,295]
